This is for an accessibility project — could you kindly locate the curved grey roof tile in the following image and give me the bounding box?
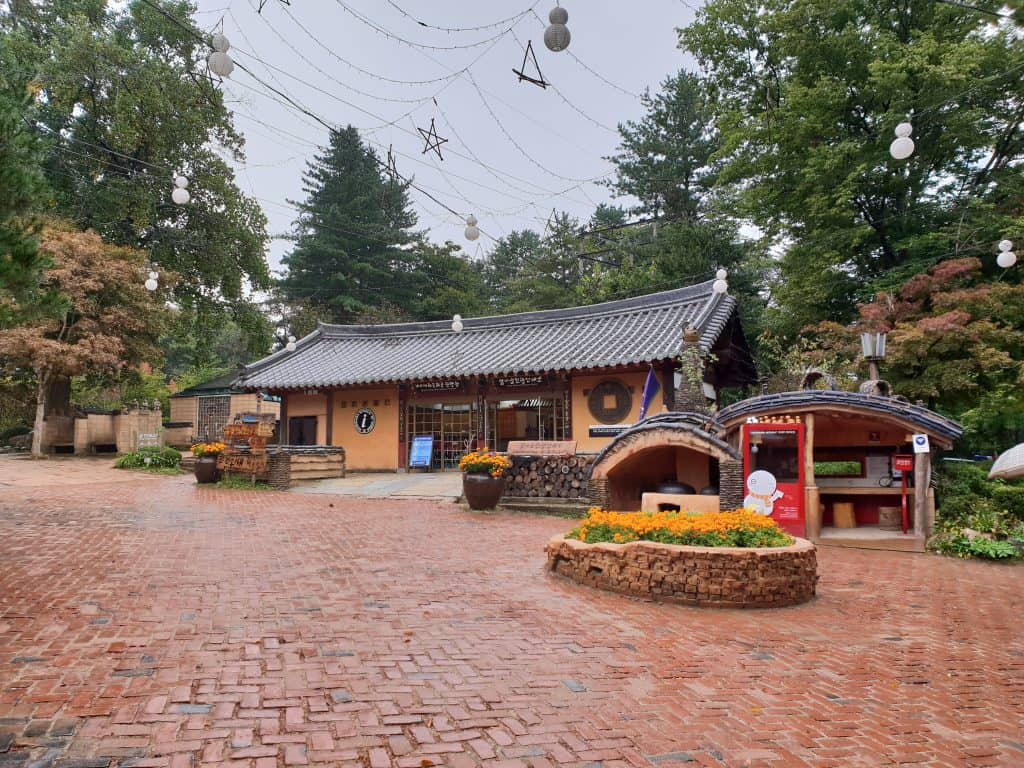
[239,281,735,390]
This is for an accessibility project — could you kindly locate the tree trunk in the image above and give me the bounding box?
[31,369,48,457]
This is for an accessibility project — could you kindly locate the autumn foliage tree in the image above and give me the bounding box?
[807,258,1024,452]
[0,224,169,455]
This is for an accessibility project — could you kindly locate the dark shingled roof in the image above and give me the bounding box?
[170,372,241,398]
[716,391,964,445]
[238,282,738,390]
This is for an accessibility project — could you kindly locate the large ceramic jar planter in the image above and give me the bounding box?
[194,456,221,484]
[463,473,505,510]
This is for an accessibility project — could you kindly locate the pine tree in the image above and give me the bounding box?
[0,35,47,328]
[280,126,420,323]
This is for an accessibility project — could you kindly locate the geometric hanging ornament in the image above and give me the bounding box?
[513,39,548,88]
[418,117,448,161]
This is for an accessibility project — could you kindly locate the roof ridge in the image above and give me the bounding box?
[317,281,716,338]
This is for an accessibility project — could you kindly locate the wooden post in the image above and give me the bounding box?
[804,413,821,541]
[325,390,334,446]
[914,449,931,537]
[279,395,289,446]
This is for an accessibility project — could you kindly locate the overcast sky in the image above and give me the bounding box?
[192,0,701,274]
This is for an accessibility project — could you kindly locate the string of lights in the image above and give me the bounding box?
[526,9,640,98]
[331,0,524,52]
[383,0,542,34]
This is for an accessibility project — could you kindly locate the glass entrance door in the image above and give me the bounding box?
[483,394,568,452]
[407,402,479,470]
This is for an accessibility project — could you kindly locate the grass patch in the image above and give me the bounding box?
[119,465,185,476]
[214,475,272,490]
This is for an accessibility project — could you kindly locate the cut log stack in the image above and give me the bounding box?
[505,454,595,499]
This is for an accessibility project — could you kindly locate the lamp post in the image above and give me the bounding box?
[861,331,887,380]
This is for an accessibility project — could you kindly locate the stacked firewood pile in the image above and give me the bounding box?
[505,454,595,499]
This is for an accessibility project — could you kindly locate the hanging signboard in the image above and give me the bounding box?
[413,379,463,393]
[409,435,434,468]
[912,434,930,454]
[588,424,631,438]
[137,433,160,448]
[494,374,546,389]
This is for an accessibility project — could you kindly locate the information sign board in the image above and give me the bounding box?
[409,435,434,468]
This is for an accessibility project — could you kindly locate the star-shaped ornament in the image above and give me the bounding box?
[418,118,448,161]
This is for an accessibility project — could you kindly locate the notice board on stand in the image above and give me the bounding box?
[409,435,434,469]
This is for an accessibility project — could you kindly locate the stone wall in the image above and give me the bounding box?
[545,535,817,608]
[718,458,745,511]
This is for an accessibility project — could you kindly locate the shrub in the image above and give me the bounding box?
[115,446,182,469]
[0,425,31,445]
[567,508,794,548]
[929,533,1017,560]
[990,485,1024,520]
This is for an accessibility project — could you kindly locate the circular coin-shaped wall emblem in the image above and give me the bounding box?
[587,379,632,424]
[354,407,376,434]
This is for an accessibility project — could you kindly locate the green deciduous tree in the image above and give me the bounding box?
[3,0,270,354]
[279,126,420,323]
[682,0,1024,336]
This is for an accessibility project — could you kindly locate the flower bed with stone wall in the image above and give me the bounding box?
[545,535,817,608]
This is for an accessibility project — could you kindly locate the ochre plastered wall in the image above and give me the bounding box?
[571,371,668,453]
[332,386,400,470]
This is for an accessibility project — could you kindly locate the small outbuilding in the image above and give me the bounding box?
[167,373,280,447]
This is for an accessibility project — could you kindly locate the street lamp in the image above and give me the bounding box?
[861,331,887,380]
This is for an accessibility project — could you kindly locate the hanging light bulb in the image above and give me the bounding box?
[211,33,231,53]
[174,175,189,189]
[997,240,1016,269]
[544,6,571,52]
[464,214,480,242]
[207,51,235,78]
[889,121,914,160]
[451,314,464,333]
[171,186,190,205]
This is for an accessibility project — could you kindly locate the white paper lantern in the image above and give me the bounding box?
[998,239,1013,252]
[716,268,728,280]
[712,278,728,294]
[211,33,231,53]
[544,6,571,52]
[453,314,462,321]
[451,316,464,333]
[464,225,480,241]
[997,251,1017,269]
[465,214,477,227]
[288,335,296,343]
[171,187,190,205]
[889,122,914,160]
[208,51,234,78]
[148,271,159,280]
[174,175,189,189]
[285,339,296,352]
[144,277,158,291]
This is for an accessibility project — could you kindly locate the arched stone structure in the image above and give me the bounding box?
[587,413,740,511]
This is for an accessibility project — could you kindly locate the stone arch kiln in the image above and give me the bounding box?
[587,413,742,512]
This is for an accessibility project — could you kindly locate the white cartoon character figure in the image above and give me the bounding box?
[744,470,784,516]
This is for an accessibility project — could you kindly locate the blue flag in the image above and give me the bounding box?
[638,367,661,421]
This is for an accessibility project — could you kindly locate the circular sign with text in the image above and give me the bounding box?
[354,407,376,435]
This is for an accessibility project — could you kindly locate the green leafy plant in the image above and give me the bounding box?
[115,446,182,470]
[214,476,271,491]
[814,461,862,477]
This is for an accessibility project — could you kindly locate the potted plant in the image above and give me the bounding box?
[191,442,225,484]
[458,450,512,510]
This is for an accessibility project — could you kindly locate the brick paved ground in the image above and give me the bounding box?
[1,475,1022,768]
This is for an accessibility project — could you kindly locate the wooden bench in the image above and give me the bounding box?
[506,440,577,457]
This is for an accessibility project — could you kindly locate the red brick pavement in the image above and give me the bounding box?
[0,476,1022,768]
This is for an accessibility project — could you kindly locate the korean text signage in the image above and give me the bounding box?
[137,432,160,448]
[413,379,462,393]
[495,375,546,389]
[589,424,631,438]
[409,435,434,468]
